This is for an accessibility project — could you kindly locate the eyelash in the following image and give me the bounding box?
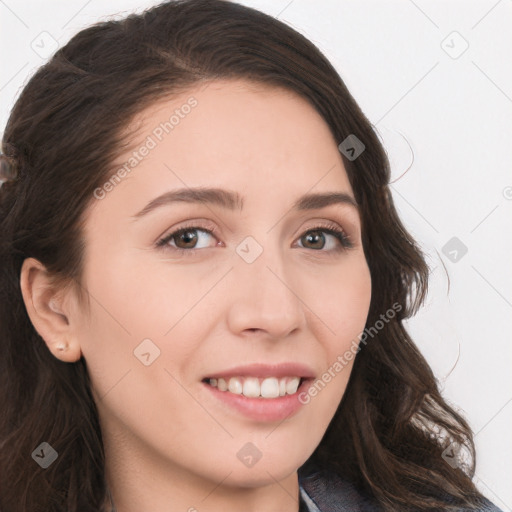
[156,221,354,255]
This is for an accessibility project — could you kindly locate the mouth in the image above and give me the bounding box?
[202,376,307,399]
[200,363,315,421]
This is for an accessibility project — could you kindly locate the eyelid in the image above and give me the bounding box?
[155,218,355,253]
[155,220,220,249]
[294,220,353,250]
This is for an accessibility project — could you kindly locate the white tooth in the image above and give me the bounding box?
[260,377,280,398]
[279,378,287,397]
[286,377,300,395]
[210,378,218,387]
[228,377,243,394]
[217,378,228,391]
[242,377,261,398]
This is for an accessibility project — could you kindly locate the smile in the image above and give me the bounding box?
[204,376,302,398]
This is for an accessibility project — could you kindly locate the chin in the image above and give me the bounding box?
[221,463,299,489]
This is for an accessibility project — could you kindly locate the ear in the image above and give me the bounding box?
[20,257,82,362]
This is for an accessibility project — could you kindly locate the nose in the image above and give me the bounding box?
[225,244,307,340]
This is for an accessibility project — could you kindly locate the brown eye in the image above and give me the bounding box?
[297,227,352,251]
[301,230,326,250]
[156,227,217,251]
[174,229,199,249]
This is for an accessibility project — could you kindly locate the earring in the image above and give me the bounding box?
[56,342,68,352]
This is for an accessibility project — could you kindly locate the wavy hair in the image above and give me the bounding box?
[0,1,489,510]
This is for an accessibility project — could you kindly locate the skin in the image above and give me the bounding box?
[21,79,372,512]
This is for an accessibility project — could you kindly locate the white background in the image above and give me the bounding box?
[1,0,511,509]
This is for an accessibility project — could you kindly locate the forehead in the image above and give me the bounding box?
[88,78,353,219]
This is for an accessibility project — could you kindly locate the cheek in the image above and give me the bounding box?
[292,258,371,438]
[88,253,226,337]
[292,255,371,382]
[303,255,372,350]
[77,253,219,399]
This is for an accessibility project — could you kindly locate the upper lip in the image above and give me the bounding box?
[203,363,316,380]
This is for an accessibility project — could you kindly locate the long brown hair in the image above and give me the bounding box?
[0,1,491,510]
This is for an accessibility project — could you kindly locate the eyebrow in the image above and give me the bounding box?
[131,187,359,219]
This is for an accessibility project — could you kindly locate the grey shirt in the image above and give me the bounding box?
[298,465,503,512]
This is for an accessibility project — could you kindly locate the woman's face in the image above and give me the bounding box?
[76,79,371,490]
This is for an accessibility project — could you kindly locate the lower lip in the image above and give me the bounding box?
[203,379,312,422]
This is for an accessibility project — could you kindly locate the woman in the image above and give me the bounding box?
[0,1,502,510]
